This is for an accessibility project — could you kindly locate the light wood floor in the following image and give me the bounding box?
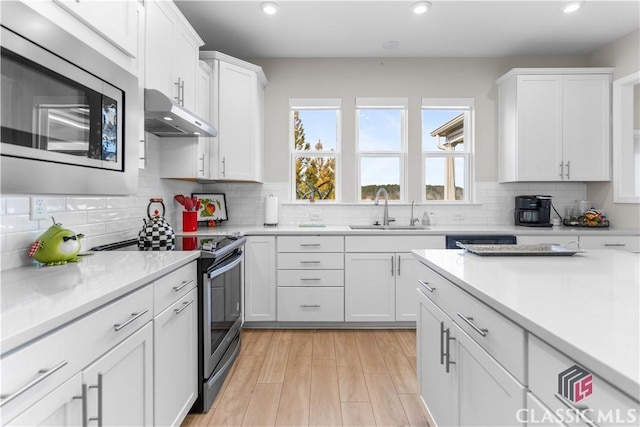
[182,329,431,427]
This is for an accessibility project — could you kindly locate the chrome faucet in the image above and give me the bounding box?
[410,200,420,226]
[374,188,395,226]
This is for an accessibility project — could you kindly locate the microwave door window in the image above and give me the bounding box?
[35,103,90,156]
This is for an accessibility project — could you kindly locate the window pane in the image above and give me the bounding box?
[425,157,465,201]
[360,157,400,201]
[422,109,465,152]
[358,109,402,151]
[295,156,336,201]
[293,109,337,151]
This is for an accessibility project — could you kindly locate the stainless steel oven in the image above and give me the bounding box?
[198,245,243,412]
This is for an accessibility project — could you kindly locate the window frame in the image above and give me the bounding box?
[421,98,475,204]
[356,97,408,203]
[289,98,341,203]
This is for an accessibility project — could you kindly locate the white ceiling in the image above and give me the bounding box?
[175,0,640,59]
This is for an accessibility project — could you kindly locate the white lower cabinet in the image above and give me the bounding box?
[345,253,396,321]
[83,323,154,426]
[244,236,277,321]
[1,260,199,427]
[516,235,579,246]
[5,373,84,427]
[416,263,526,427]
[153,287,198,427]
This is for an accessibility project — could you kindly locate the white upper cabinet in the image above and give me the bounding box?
[53,0,139,58]
[201,51,267,182]
[145,0,203,112]
[497,68,613,182]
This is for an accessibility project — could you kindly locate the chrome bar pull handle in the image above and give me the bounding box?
[75,383,88,427]
[439,322,446,365]
[174,300,194,315]
[300,243,321,247]
[445,328,456,373]
[222,156,226,177]
[391,256,395,276]
[89,373,103,427]
[397,255,401,275]
[457,313,488,337]
[300,304,321,308]
[300,260,321,264]
[559,161,564,178]
[300,278,321,281]
[113,309,149,332]
[173,280,194,292]
[0,360,68,407]
[418,279,435,293]
[199,155,205,175]
[565,161,571,179]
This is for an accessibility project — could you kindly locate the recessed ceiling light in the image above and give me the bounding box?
[193,131,201,135]
[382,40,400,50]
[411,1,431,15]
[163,116,173,121]
[260,2,279,15]
[562,1,584,13]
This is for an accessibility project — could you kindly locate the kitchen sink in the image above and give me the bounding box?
[349,225,429,230]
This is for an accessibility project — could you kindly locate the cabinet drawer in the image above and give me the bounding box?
[416,263,525,383]
[277,287,344,321]
[578,235,640,253]
[1,284,153,423]
[153,261,198,314]
[529,335,640,427]
[278,270,344,287]
[278,236,344,252]
[345,235,444,252]
[278,252,344,270]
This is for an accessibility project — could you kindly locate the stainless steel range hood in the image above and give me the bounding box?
[144,89,217,137]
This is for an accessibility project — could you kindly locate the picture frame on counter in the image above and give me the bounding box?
[192,193,228,222]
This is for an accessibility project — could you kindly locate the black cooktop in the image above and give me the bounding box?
[89,234,245,257]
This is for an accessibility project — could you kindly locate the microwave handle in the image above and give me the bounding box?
[207,251,243,279]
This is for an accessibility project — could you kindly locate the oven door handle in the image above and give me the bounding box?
[207,251,243,279]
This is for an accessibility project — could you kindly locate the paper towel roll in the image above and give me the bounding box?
[264,195,278,226]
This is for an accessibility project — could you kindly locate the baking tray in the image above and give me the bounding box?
[456,243,582,256]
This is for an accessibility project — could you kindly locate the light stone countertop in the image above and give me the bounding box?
[182,224,640,237]
[412,248,640,401]
[0,251,200,354]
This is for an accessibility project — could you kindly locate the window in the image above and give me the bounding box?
[290,99,340,202]
[356,98,407,202]
[422,98,474,202]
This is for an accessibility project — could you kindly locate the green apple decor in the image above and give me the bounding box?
[28,217,84,266]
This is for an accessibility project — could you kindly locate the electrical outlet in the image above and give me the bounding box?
[453,212,465,221]
[309,213,322,222]
[30,197,48,220]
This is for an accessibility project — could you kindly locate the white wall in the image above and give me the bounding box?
[587,29,640,230]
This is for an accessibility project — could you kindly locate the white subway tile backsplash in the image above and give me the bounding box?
[66,197,107,211]
[4,197,30,215]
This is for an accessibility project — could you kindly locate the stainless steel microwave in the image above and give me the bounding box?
[0,3,138,195]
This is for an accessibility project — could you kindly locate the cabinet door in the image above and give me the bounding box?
[216,61,259,181]
[395,253,421,321]
[83,323,153,427]
[6,373,83,427]
[516,235,579,246]
[515,75,564,181]
[244,236,277,322]
[345,253,395,321]
[173,25,199,111]
[453,322,526,427]
[154,288,197,427]
[53,0,139,57]
[563,74,611,181]
[417,290,455,427]
[144,0,174,98]
[578,235,640,253]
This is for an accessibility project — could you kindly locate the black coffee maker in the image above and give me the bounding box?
[515,195,553,227]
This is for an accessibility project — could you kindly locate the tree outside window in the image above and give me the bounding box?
[290,103,339,202]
